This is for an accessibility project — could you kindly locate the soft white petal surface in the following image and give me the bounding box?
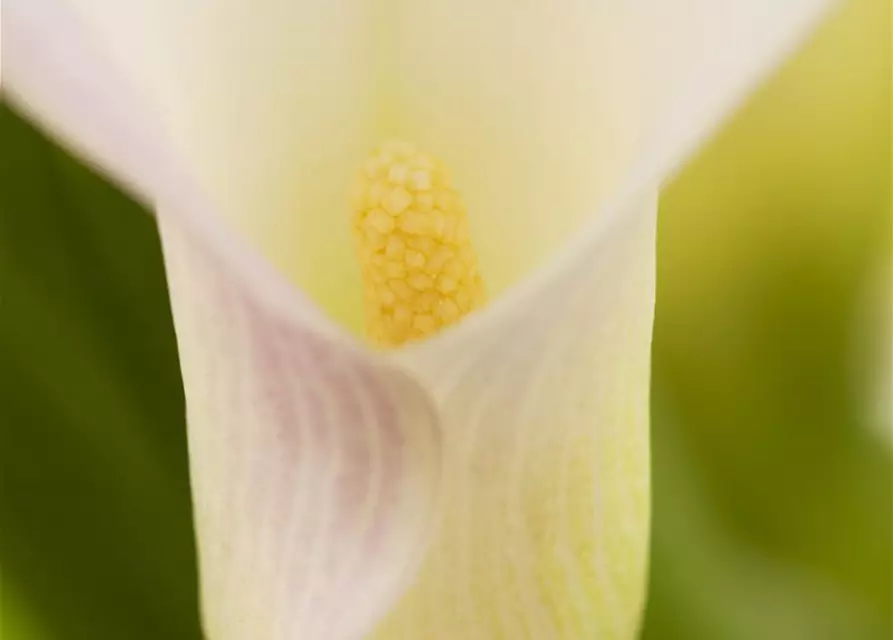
[364,1,833,636]
[6,1,834,323]
[4,1,834,640]
[4,3,442,639]
[390,0,835,297]
[373,198,656,639]
[161,215,441,640]
[4,1,173,206]
[23,0,379,328]
[388,1,648,297]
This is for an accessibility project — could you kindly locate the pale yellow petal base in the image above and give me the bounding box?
[371,201,656,640]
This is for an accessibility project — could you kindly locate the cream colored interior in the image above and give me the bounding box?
[62,1,720,335]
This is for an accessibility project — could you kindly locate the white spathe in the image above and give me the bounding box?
[3,1,833,639]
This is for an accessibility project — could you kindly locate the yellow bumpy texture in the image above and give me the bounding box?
[352,140,486,347]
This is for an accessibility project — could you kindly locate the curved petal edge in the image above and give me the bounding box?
[161,215,442,640]
[374,198,656,639]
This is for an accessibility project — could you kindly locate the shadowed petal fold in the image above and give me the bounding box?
[161,216,441,640]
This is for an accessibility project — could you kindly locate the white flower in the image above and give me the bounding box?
[3,1,833,638]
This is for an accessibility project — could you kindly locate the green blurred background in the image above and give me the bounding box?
[1,0,890,637]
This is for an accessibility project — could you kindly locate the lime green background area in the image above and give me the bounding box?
[1,0,890,638]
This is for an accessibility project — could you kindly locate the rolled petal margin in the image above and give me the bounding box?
[3,1,834,639]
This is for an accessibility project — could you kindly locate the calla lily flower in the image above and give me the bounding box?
[4,1,832,638]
